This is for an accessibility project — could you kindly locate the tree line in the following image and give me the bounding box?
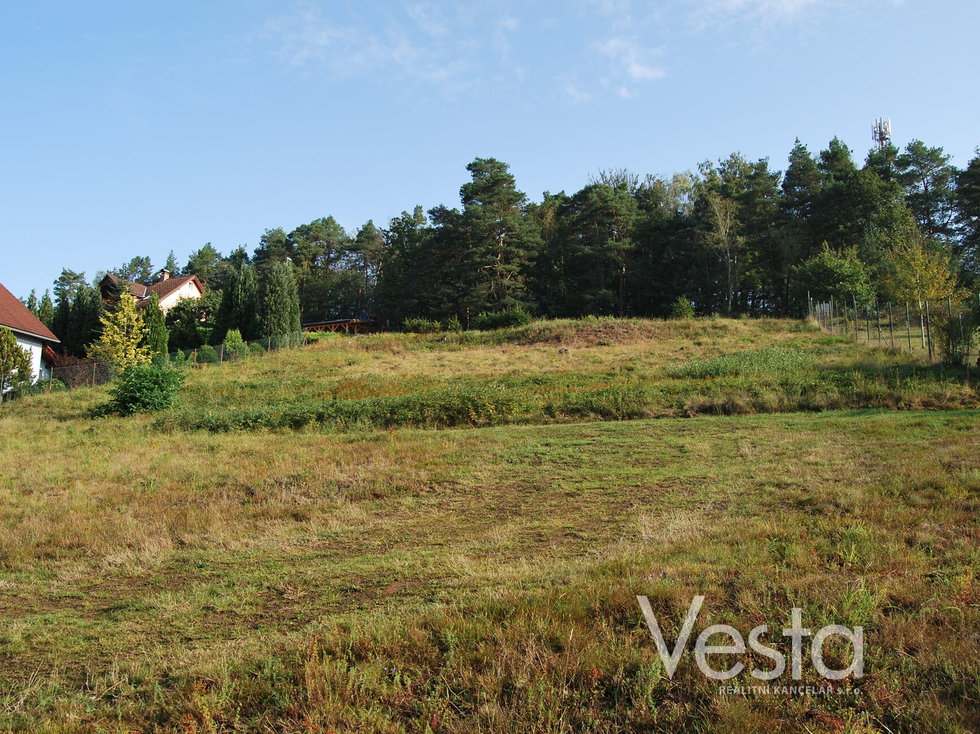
[23,134,980,357]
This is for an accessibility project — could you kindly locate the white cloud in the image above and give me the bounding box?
[498,15,520,32]
[594,36,666,95]
[691,0,848,26]
[259,3,481,92]
[406,3,450,37]
[564,81,592,103]
[258,2,527,95]
[578,0,633,18]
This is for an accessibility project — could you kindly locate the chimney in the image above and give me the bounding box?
[160,269,171,281]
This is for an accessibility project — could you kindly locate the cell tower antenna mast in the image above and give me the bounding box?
[872,117,892,150]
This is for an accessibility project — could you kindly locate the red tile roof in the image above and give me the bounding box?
[103,273,204,306]
[148,274,203,301]
[0,281,60,342]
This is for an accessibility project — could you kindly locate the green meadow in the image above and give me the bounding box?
[0,318,977,732]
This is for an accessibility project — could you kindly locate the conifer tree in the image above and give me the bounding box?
[217,265,261,342]
[164,250,180,274]
[143,294,170,359]
[956,150,980,280]
[87,294,152,368]
[38,291,55,328]
[261,260,301,346]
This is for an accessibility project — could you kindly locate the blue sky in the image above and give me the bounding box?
[2,0,978,299]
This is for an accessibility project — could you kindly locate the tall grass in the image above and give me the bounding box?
[0,317,978,731]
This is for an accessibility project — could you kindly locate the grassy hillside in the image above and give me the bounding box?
[0,318,977,732]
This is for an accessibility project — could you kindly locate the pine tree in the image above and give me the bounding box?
[164,250,180,274]
[24,290,39,315]
[456,158,541,316]
[185,243,224,285]
[38,291,55,328]
[261,260,301,346]
[956,150,980,281]
[551,183,637,316]
[896,140,959,242]
[374,207,434,325]
[87,294,152,368]
[52,277,104,358]
[782,140,822,261]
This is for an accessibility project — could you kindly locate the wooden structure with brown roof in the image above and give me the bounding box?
[302,319,379,335]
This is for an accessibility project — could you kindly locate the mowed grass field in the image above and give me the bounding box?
[0,318,977,733]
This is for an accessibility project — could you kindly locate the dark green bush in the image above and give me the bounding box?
[197,345,219,364]
[669,296,695,319]
[248,342,266,356]
[101,365,184,416]
[403,318,442,333]
[472,306,533,330]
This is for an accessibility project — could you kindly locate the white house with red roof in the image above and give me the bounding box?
[0,281,61,384]
[99,269,204,313]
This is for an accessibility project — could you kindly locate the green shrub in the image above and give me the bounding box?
[472,306,533,330]
[446,315,463,333]
[403,318,442,333]
[101,365,184,416]
[222,329,249,361]
[248,342,266,356]
[198,345,219,364]
[669,296,695,319]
